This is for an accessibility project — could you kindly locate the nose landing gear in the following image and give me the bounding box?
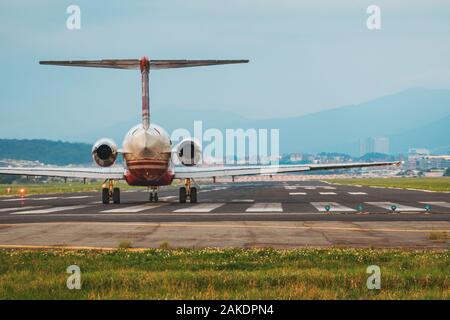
[149,187,159,202]
[102,180,120,204]
[179,178,197,203]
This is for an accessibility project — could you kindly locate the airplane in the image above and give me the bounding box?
[0,57,400,204]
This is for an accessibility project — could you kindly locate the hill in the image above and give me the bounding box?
[80,88,450,155]
[0,139,92,165]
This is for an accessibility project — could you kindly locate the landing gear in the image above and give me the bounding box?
[149,187,158,202]
[102,180,120,204]
[113,187,120,204]
[179,179,197,203]
[102,188,109,204]
[179,187,186,203]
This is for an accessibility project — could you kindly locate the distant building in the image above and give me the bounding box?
[359,137,390,156]
[408,148,430,156]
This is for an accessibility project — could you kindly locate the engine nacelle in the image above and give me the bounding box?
[92,138,118,167]
[175,138,201,166]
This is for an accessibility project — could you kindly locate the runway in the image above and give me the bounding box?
[0,180,449,248]
[0,180,449,223]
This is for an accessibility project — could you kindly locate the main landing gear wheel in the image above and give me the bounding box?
[102,188,109,204]
[102,180,120,204]
[179,179,198,203]
[113,187,120,204]
[190,187,197,203]
[179,187,187,203]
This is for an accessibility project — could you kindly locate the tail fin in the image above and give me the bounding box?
[40,58,249,130]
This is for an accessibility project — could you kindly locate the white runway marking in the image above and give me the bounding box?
[211,187,227,191]
[174,203,224,213]
[11,205,90,215]
[231,199,254,203]
[348,192,368,195]
[311,202,356,212]
[246,203,283,212]
[322,186,336,190]
[303,187,317,190]
[289,192,307,195]
[101,204,167,213]
[2,195,92,202]
[284,186,297,190]
[66,196,93,199]
[365,202,426,212]
[319,192,337,195]
[0,206,45,213]
[419,201,450,209]
[158,196,176,201]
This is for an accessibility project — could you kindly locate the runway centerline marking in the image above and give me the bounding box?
[289,192,307,195]
[101,203,167,213]
[311,202,356,212]
[365,202,426,212]
[246,202,283,212]
[174,203,224,213]
[10,205,90,215]
[348,192,368,195]
[319,192,337,195]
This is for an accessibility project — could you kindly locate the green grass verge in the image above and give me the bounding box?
[325,177,450,192]
[0,182,137,197]
[0,248,448,299]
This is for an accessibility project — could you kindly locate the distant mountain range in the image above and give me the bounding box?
[81,88,450,155]
[0,139,91,165]
[0,88,449,164]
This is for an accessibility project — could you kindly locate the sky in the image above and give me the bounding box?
[0,0,449,141]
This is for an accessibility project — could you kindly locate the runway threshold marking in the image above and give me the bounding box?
[246,203,283,212]
[174,203,224,213]
[101,203,167,213]
[10,205,90,215]
[365,202,426,212]
[311,202,356,212]
[419,201,450,209]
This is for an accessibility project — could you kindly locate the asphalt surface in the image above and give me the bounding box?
[0,180,449,248]
[0,180,449,223]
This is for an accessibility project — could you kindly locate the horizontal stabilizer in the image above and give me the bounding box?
[39,59,249,70]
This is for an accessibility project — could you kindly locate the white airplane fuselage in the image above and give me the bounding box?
[121,124,174,186]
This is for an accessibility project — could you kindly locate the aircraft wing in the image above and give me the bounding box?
[0,167,125,180]
[173,161,400,179]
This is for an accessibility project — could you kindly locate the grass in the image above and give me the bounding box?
[0,179,187,197]
[0,181,148,197]
[429,232,449,242]
[0,248,448,299]
[325,177,450,192]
